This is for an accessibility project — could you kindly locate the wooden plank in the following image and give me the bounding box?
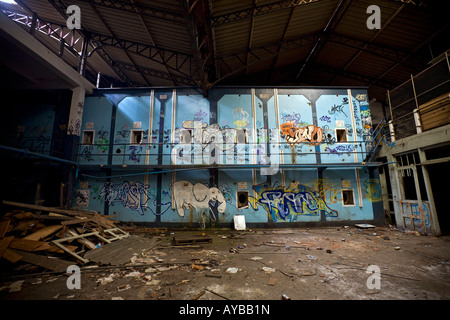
[9,249,74,272]
[9,238,45,251]
[0,220,10,237]
[2,249,23,263]
[61,217,93,226]
[0,236,14,258]
[2,200,94,217]
[23,225,63,241]
[172,235,212,246]
[8,239,64,253]
[67,230,97,249]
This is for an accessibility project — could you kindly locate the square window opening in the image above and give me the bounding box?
[180,129,192,144]
[336,129,347,143]
[82,130,94,145]
[237,191,249,209]
[236,129,248,144]
[342,189,355,206]
[131,130,143,144]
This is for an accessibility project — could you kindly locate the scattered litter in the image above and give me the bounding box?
[383,236,390,241]
[394,246,401,250]
[96,273,119,286]
[282,294,291,300]
[413,231,421,236]
[112,297,124,300]
[341,238,346,242]
[192,290,206,300]
[355,224,376,229]
[306,255,317,261]
[226,267,239,274]
[176,280,190,286]
[9,280,24,293]
[326,249,332,254]
[66,295,75,299]
[285,245,291,250]
[267,277,277,286]
[191,263,205,271]
[125,271,143,278]
[250,256,263,261]
[117,284,131,292]
[262,266,276,274]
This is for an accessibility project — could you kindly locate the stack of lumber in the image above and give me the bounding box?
[0,200,120,272]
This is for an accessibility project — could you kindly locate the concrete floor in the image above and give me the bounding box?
[1,225,450,300]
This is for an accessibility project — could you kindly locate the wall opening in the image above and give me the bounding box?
[130,130,143,144]
[236,129,248,144]
[180,129,192,144]
[237,190,249,209]
[342,189,355,206]
[82,130,94,145]
[336,128,347,142]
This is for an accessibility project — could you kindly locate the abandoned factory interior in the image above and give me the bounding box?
[0,0,449,306]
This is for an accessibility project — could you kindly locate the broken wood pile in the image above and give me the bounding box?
[0,200,128,272]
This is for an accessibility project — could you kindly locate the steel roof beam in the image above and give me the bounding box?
[45,0,133,86]
[113,61,197,86]
[295,0,352,81]
[73,0,186,24]
[211,0,319,27]
[181,0,215,95]
[87,2,152,86]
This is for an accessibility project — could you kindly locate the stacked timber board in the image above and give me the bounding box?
[0,200,128,272]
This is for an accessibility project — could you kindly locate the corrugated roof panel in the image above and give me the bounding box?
[315,42,359,70]
[214,20,251,57]
[250,9,293,48]
[285,0,339,38]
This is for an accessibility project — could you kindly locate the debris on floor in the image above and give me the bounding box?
[1,224,450,300]
[0,200,128,270]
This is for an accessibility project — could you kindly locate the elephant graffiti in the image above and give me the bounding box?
[172,180,226,222]
[280,122,324,146]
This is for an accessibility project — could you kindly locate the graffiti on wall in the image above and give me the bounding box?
[306,178,342,204]
[99,181,171,216]
[363,179,382,202]
[172,180,226,222]
[233,108,249,129]
[280,122,324,146]
[181,121,241,151]
[249,182,338,222]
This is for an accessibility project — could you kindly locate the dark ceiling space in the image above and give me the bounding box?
[0,0,448,103]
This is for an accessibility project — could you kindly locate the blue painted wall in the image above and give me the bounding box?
[76,87,382,227]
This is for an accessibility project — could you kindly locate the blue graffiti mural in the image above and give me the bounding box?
[100,181,171,216]
[250,182,338,222]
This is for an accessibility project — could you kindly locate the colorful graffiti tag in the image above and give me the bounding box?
[250,182,338,222]
[99,181,171,216]
[280,122,324,146]
[363,179,382,202]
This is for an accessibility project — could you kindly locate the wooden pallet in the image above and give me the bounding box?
[172,235,212,246]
